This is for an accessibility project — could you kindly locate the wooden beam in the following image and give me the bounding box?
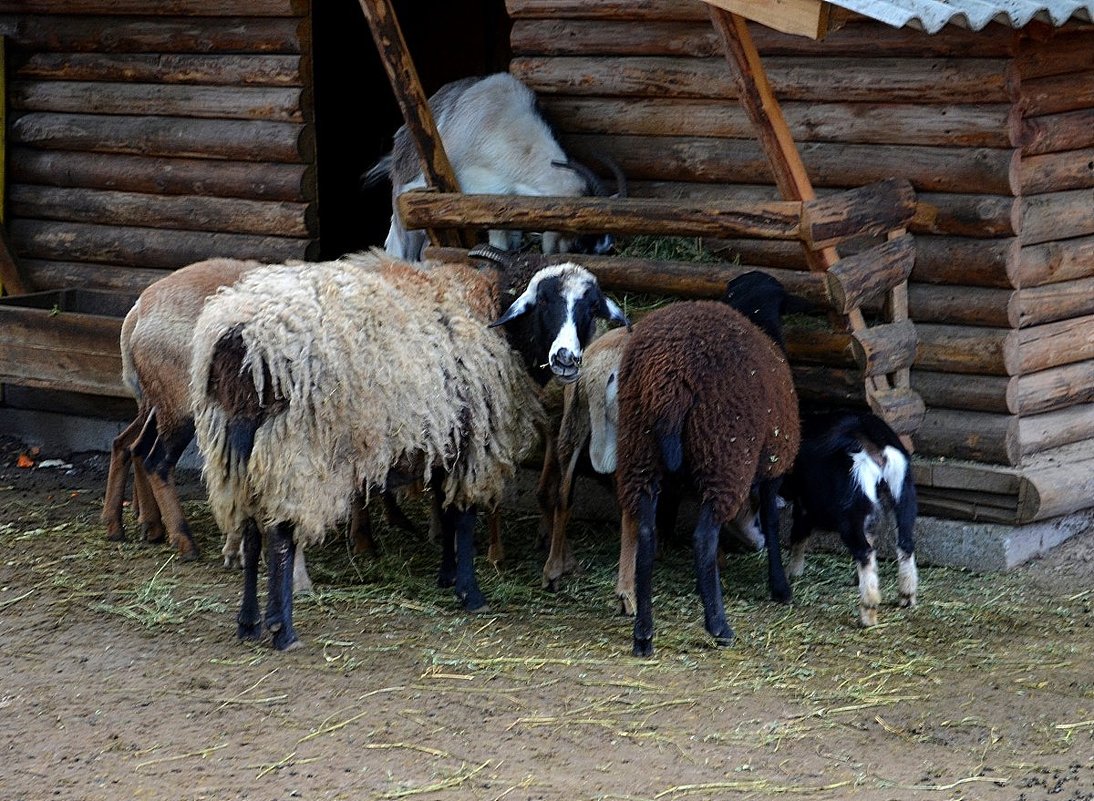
[800,178,916,250]
[0,227,29,296]
[356,0,468,248]
[701,0,832,40]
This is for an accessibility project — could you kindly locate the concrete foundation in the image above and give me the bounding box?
[4,406,1090,572]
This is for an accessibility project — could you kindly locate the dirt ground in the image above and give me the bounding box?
[0,435,1091,801]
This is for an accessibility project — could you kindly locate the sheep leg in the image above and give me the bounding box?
[236,519,263,641]
[616,508,638,616]
[264,521,300,651]
[131,456,165,544]
[542,442,582,591]
[535,430,562,553]
[632,487,659,658]
[449,505,488,612]
[693,500,734,647]
[142,424,200,561]
[486,509,504,567]
[349,492,375,556]
[102,414,145,540]
[894,483,919,609]
[760,478,792,604]
[382,490,418,535]
[787,502,812,579]
[840,509,880,627]
[292,546,313,595]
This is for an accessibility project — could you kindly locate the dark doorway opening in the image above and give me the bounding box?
[311,1,512,260]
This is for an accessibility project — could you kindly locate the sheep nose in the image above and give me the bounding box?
[553,348,581,368]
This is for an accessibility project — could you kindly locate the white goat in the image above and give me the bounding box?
[365,72,600,260]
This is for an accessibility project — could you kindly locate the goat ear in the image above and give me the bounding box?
[599,294,631,331]
[490,286,536,328]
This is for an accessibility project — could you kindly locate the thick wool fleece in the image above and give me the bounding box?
[615,300,800,524]
[123,258,262,435]
[189,251,543,546]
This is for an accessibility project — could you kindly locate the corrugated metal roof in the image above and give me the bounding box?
[831,0,1094,32]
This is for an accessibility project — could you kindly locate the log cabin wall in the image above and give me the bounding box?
[0,0,319,297]
[506,1,1094,490]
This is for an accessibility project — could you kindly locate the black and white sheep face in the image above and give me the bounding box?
[492,264,629,384]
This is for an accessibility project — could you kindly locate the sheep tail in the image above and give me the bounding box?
[655,417,685,473]
[207,327,266,468]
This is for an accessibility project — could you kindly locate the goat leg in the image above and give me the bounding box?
[102,414,144,540]
[760,478,792,604]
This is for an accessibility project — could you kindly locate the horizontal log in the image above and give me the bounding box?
[1021,109,1094,155]
[13,52,303,86]
[912,457,1022,495]
[825,235,915,314]
[9,148,315,202]
[907,284,1013,328]
[8,185,314,238]
[1015,276,1094,328]
[425,245,827,302]
[10,80,307,123]
[640,184,1018,238]
[513,55,1017,103]
[800,178,916,250]
[0,1,305,14]
[1020,189,1094,245]
[915,490,1020,523]
[915,409,1019,464]
[1018,403,1094,459]
[1019,234,1094,286]
[0,17,305,55]
[505,0,710,21]
[398,191,804,239]
[785,327,854,368]
[1019,70,1094,117]
[1019,147,1094,194]
[912,370,1010,413]
[791,365,864,405]
[19,259,170,295]
[1016,32,1094,79]
[1009,315,1094,375]
[866,387,925,437]
[915,323,1010,375]
[851,320,918,377]
[540,97,1019,148]
[913,236,1020,288]
[8,219,314,270]
[10,113,313,163]
[1019,445,1094,521]
[1009,361,1094,416]
[510,17,1018,57]
[563,134,1020,195]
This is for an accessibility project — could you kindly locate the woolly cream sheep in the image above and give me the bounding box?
[615,293,800,657]
[190,249,627,650]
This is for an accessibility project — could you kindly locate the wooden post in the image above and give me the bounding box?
[708,6,920,445]
[356,0,471,249]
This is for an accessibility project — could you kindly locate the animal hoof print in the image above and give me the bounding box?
[632,638,653,658]
[237,620,263,641]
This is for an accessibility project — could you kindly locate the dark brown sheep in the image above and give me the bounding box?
[615,300,800,657]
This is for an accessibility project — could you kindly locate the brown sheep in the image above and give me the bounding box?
[615,300,800,657]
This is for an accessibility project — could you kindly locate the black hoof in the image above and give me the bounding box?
[771,587,793,605]
[712,628,735,648]
[458,588,488,613]
[177,545,201,563]
[633,637,653,658]
[142,524,166,544]
[237,619,262,641]
[544,577,560,593]
[437,568,456,589]
[272,627,300,651]
[105,530,126,543]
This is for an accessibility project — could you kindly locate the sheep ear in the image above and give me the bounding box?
[490,286,536,328]
[599,295,631,331]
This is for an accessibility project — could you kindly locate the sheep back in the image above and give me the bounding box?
[190,252,544,545]
[125,258,262,436]
[616,301,800,524]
